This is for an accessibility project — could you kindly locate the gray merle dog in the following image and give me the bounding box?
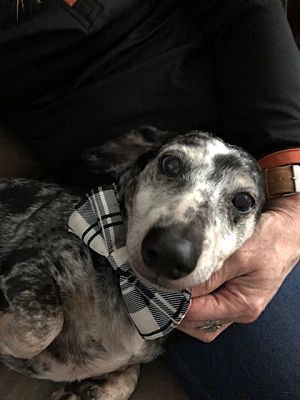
[0,127,265,399]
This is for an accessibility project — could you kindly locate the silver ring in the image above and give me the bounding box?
[199,320,222,333]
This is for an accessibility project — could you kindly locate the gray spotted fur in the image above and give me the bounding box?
[0,127,265,399]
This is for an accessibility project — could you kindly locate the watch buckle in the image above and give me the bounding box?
[291,165,300,192]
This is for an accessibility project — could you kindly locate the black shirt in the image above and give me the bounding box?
[1,0,300,177]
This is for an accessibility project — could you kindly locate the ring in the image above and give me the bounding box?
[199,320,222,333]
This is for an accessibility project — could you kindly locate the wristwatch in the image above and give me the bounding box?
[259,149,300,200]
[263,165,300,199]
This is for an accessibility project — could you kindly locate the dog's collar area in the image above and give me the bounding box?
[68,183,191,340]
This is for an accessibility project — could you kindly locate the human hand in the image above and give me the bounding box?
[178,195,300,342]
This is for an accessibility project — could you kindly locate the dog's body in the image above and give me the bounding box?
[0,128,265,399]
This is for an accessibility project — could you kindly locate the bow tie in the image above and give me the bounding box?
[68,184,191,340]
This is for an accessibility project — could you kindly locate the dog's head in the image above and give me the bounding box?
[85,127,265,290]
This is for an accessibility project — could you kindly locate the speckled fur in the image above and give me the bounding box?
[0,127,265,399]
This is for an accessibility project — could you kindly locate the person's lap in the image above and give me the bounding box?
[164,264,300,400]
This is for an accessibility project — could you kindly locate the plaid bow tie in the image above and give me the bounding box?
[68,184,191,340]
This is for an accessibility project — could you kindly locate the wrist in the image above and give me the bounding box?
[264,194,300,260]
[259,149,300,200]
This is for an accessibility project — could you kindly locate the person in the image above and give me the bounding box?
[0,1,299,399]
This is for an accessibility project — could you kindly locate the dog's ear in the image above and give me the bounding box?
[83,126,172,177]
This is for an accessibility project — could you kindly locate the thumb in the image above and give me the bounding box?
[191,257,240,297]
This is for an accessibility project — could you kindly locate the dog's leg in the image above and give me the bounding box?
[0,261,63,359]
[51,365,140,400]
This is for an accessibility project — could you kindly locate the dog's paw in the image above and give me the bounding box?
[80,384,103,400]
[52,365,139,400]
[52,381,104,400]
[51,387,79,400]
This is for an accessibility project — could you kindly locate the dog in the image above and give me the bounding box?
[0,127,265,399]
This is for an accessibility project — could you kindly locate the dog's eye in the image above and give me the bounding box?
[232,192,255,213]
[159,155,182,177]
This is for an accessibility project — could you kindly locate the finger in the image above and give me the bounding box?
[190,252,249,298]
[178,322,232,342]
[191,266,230,298]
[180,319,231,330]
[185,284,245,322]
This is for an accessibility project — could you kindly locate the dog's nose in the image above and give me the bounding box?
[141,226,199,280]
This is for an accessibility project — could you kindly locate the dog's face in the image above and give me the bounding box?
[85,127,265,290]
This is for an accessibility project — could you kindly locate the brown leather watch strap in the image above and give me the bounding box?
[259,148,300,170]
[264,165,300,199]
